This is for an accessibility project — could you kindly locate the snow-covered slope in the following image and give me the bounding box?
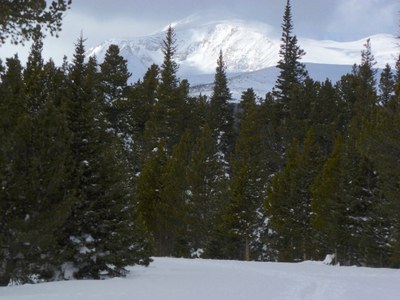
[1,257,400,300]
[189,63,353,100]
[87,16,398,98]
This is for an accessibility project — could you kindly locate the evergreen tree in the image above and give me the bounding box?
[0,45,74,284]
[351,39,378,120]
[0,56,27,285]
[132,64,159,139]
[99,44,131,138]
[60,37,151,279]
[225,89,269,261]
[23,37,46,113]
[136,141,168,256]
[379,63,395,106]
[257,93,284,174]
[358,39,377,88]
[186,125,227,258]
[311,135,382,266]
[361,106,400,267]
[187,93,208,136]
[334,73,360,133]
[266,130,323,261]
[0,0,71,45]
[284,78,318,144]
[273,0,307,112]
[129,64,160,171]
[208,50,235,165]
[144,26,187,152]
[100,44,131,104]
[160,130,194,257]
[310,79,340,154]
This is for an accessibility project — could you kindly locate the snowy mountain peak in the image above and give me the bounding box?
[87,17,398,98]
[87,17,397,79]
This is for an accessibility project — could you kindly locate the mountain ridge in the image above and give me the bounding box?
[87,17,398,98]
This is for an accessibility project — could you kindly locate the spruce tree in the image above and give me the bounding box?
[0,0,71,45]
[60,37,151,279]
[136,141,168,256]
[379,64,395,106]
[351,39,378,120]
[100,44,131,104]
[266,130,323,261]
[311,135,382,266]
[0,45,75,284]
[273,0,307,112]
[208,50,234,165]
[0,56,27,285]
[23,37,46,113]
[310,79,340,154]
[360,103,400,267]
[160,130,194,257]
[99,44,131,139]
[186,125,227,258]
[225,89,268,261]
[144,26,187,152]
[128,64,160,172]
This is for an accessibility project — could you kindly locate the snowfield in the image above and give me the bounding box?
[1,257,399,300]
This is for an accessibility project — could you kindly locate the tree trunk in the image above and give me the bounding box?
[244,237,250,261]
[0,247,11,286]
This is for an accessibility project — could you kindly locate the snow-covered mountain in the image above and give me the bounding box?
[87,16,398,99]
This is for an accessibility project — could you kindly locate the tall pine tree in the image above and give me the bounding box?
[225,89,269,261]
[208,50,235,166]
[60,37,151,279]
[273,0,307,113]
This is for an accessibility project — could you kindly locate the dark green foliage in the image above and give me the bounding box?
[0,0,72,45]
[224,89,269,261]
[159,130,194,257]
[186,125,227,257]
[310,80,340,154]
[100,44,131,104]
[136,142,168,256]
[311,135,382,266]
[360,108,400,267]
[266,130,323,261]
[0,36,152,285]
[0,48,74,284]
[208,50,235,163]
[144,27,188,152]
[2,0,400,284]
[100,44,131,137]
[350,39,378,121]
[274,0,307,111]
[60,37,151,279]
[128,64,160,171]
[379,64,395,106]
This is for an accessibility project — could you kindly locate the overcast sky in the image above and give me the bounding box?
[1,0,399,65]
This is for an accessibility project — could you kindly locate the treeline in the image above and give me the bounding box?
[1,0,400,285]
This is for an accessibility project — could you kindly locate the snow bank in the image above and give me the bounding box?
[1,257,399,300]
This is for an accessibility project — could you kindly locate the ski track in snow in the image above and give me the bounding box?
[1,257,400,300]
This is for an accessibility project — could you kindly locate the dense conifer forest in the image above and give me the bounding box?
[1,0,400,285]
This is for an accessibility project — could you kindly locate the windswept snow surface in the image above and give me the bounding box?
[1,257,400,300]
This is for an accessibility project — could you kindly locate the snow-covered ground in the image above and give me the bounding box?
[1,257,399,300]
